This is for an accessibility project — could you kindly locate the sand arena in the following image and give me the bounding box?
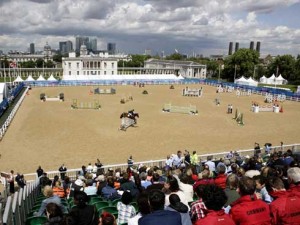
[1,84,300,174]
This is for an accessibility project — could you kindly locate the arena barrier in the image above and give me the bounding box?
[217,85,234,93]
[236,89,251,97]
[119,117,135,131]
[40,93,64,102]
[232,109,245,126]
[0,87,29,141]
[265,93,286,103]
[182,87,202,97]
[162,103,198,115]
[71,99,101,110]
[94,87,116,94]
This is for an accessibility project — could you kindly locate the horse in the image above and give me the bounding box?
[120,110,139,124]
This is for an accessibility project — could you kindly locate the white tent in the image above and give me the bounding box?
[275,74,287,85]
[234,76,249,86]
[26,75,35,81]
[0,83,9,101]
[266,74,276,84]
[259,75,267,84]
[13,75,24,83]
[47,74,57,81]
[37,74,46,81]
[247,77,258,87]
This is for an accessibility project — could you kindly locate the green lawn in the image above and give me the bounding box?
[258,83,297,92]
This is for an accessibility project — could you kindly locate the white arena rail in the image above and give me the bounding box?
[22,143,300,182]
[0,87,29,141]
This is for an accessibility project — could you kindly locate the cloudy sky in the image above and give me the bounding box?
[0,0,300,57]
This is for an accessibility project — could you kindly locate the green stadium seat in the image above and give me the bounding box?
[110,198,121,206]
[89,196,103,204]
[93,201,110,211]
[130,202,138,211]
[25,216,47,225]
[98,206,118,215]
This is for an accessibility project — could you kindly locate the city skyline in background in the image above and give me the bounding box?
[0,0,300,57]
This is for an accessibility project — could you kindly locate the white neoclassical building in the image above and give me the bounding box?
[144,59,207,79]
[62,45,118,80]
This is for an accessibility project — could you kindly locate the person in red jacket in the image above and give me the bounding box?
[214,164,227,189]
[266,177,300,224]
[230,176,271,225]
[287,167,300,195]
[195,184,235,225]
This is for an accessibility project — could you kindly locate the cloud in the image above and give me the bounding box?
[0,0,299,56]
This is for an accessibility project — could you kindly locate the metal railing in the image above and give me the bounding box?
[0,86,29,140]
[21,143,300,182]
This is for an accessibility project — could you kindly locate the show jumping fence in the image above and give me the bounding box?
[162,103,198,115]
[71,99,101,110]
[182,87,202,97]
[94,88,116,95]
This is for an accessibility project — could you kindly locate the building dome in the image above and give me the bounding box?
[80,44,88,56]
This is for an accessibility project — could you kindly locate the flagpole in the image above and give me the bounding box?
[4,63,6,83]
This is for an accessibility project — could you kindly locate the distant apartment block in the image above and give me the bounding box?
[30,43,35,54]
[59,41,73,54]
[107,43,116,55]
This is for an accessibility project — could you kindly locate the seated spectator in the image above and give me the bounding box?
[214,164,227,189]
[253,175,272,204]
[101,177,121,201]
[69,176,85,198]
[146,173,164,191]
[68,191,98,225]
[230,176,271,225]
[165,194,192,225]
[287,167,300,194]
[224,174,240,208]
[178,174,194,203]
[128,192,151,225]
[52,180,66,198]
[265,177,300,224]
[84,179,97,196]
[120,173,139,198]
[99,212,117,225]
[117,191,136,224]
[204,155,216,175]
[63,176,71,197]
[35,185,66,216]
[190,185,207,222]
[40,173,52,189]
[52,175,60,188]
[193,169,215,191]
[195,185,235,225]
[140,172,151,189]
[283,149,294,166]
[44,202,64,225]
[15,173,26,189]
[138,190,182,225]
[163,175,188,207]
[96,174,107,195]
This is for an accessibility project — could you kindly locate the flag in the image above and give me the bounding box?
[9,61,17,68]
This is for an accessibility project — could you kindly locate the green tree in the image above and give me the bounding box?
[52,53,63,63]
[223,49,259,81]
[166,53,184,60]
[207,61,219,78]
[36,58,45,68]
[20,60,36,68]
[268,55,296,82]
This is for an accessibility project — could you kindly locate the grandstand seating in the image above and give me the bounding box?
[0,143,299,225]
